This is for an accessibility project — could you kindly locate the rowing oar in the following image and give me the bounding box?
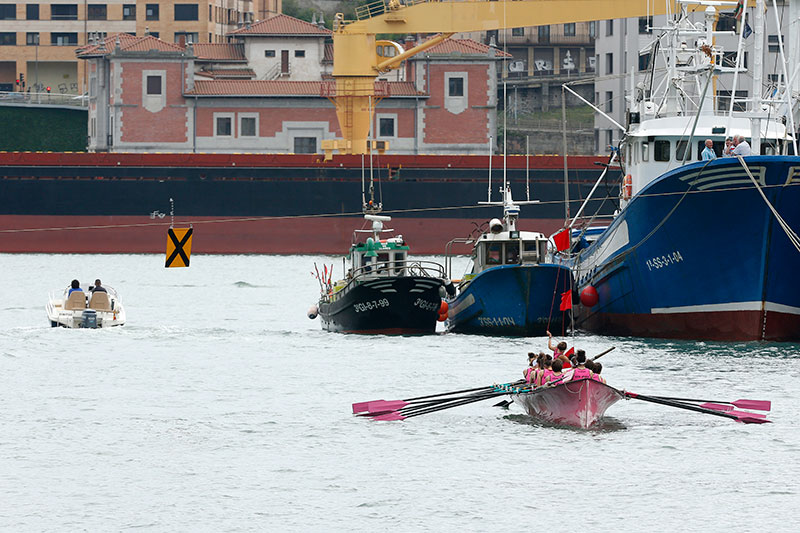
[493,346,617,409]
[621,390,771,424]
[647,396,771,412]
[352,380,526,416]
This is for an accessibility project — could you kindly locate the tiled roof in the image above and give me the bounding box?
[229,14,332,36]
[193,43,247,62]
[423,38,513,58]
[186,80,423,97]
[196,68,256,79]
[323,43,333,63]
[77,33,184,57]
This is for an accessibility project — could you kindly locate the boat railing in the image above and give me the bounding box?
[444,238,475,278]
[324,259,445,302]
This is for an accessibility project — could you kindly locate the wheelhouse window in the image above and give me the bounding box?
[376,252,391,274]
[654,140,671,161]
[697,140,723,160]
[505,242,520,264]
[676,140,689,161]
[641,141,650,161]
[146,75,162,95]
[174,4,199,21]
[486,243,502,265]
[393,251,406,275]
[51,4,78,20]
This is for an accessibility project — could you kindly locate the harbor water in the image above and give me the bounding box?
[1,254,798,531]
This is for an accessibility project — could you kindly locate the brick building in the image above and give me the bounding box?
[78,15,508,154]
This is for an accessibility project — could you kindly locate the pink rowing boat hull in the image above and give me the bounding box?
[512,379,623,429]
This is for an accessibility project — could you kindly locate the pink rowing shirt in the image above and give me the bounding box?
[571,367,593,380]
[591,374,606,384]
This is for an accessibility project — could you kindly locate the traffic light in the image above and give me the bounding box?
[19,73,24,89]
[46,86,51,93]
[15,79,19,86]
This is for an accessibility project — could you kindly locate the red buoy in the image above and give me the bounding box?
[580,285,599,307]
[439,300,449,314]
[437,311,448,322]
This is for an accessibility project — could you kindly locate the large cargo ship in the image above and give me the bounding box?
[0,152,616,255]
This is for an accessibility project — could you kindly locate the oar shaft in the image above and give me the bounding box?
[624,392,742,421]
[592,346,615,361]
[403,380,525,402]
[403,391,507,418]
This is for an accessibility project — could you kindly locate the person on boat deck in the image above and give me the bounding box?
[563,350,593,382]
[722,138,734,157]
[732,135,752,156]
[701,139,717,161]
[68,279,82,295]
[545,359,565,384]
[90,279,107,293]
[591,362,606,384]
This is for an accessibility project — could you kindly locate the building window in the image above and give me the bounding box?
[512,27,524,37]
[768,73,785,83]
[174,32,198,44]
[605,129,614,149]
[0,32,16,45]
[0,4,15,19]
[654,140,670,161]
[88,4,107,20]
[294,137,317,153]
[722,51,748,69]
[605,52,613,75]
[174,4,199,21]
[595,92,599,105]
[717,13,735,32]
[588,21,596,38]
[146,4,159,20]
[378,115,396,137]
[240,116,257,137]
[563,23,576,37]
[26,32,39,45]
[605,91,613,113]
[265,50,275,57]
[149,31,159,38]
[123,4,136,20]
[768,35,782,53]
[51,4,78,20]
[639,16,653,34]
[606,19,613,36]
[26,4,39,20]
[146,75,162,95]
[294,49,305,57]
[448,77,464,97]
[638,52,650,71]
[537,25,550,43]
[216,116,232,136]
[51,32,78,46]
[717,90,748,112]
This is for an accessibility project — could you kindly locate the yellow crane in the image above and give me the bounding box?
[323,0,673,157]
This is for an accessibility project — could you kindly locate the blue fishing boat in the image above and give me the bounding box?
[556,3,800,341]
[444,186,573,336]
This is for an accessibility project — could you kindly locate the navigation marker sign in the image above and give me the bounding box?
[165,228,193,268]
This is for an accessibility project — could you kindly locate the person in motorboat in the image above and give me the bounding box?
[732,135,752,156]
[591,362,606,384]
[68,279,83,295]
[90,279,107,293]
[701,139,717,161]
[562,350,593,382]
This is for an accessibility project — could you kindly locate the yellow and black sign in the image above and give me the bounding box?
[165,227,193,268]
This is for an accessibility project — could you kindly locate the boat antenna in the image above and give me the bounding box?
[561,84,569,222]
[502,0,507,195]
[487,135,492,202]
[526,135,530,201]
[364,95,381,214]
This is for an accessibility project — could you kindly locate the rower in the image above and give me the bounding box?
[545,359,564,385]
[523,352,538,384]
[591,362,606,384]
[538,355,554,387]
[563,350,592,382]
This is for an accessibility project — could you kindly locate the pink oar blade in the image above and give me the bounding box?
[352,399,382,414]
[733,399,771,412]
[736,415,771,424]
[729,410,767,419]
[364,400,409,414]
[699,402,734,412]
[372,412,406,421]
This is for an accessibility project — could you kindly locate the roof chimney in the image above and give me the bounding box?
[318,12,325,29]
[312,13,317,25]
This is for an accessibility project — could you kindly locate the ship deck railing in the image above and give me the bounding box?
[324,259,445,302]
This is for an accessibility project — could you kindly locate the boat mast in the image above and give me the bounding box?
[561,85,569,222]
[752,0,766,153]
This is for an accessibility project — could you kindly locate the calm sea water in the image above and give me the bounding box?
[1,253,798,532]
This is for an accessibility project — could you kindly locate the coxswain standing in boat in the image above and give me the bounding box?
[546,330,569,363]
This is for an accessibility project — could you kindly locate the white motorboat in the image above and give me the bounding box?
[46,284,126,328]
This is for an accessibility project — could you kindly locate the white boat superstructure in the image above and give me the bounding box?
[46,285,126,328]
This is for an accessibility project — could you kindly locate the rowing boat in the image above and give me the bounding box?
[512,378,623,429]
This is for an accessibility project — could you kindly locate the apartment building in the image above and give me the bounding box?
[593,6,792,153]
[0,1,277,95]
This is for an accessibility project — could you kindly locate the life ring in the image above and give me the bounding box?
[622,174,633,200]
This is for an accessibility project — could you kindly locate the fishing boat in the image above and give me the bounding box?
[554,0,800,341]
[46,284,126,328]
[511,378,623,429]
[444,185,573,336]
[312,213,450,334]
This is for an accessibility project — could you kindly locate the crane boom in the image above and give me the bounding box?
[324,0,675,157]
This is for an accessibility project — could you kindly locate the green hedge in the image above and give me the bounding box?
[0,107,87,152]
